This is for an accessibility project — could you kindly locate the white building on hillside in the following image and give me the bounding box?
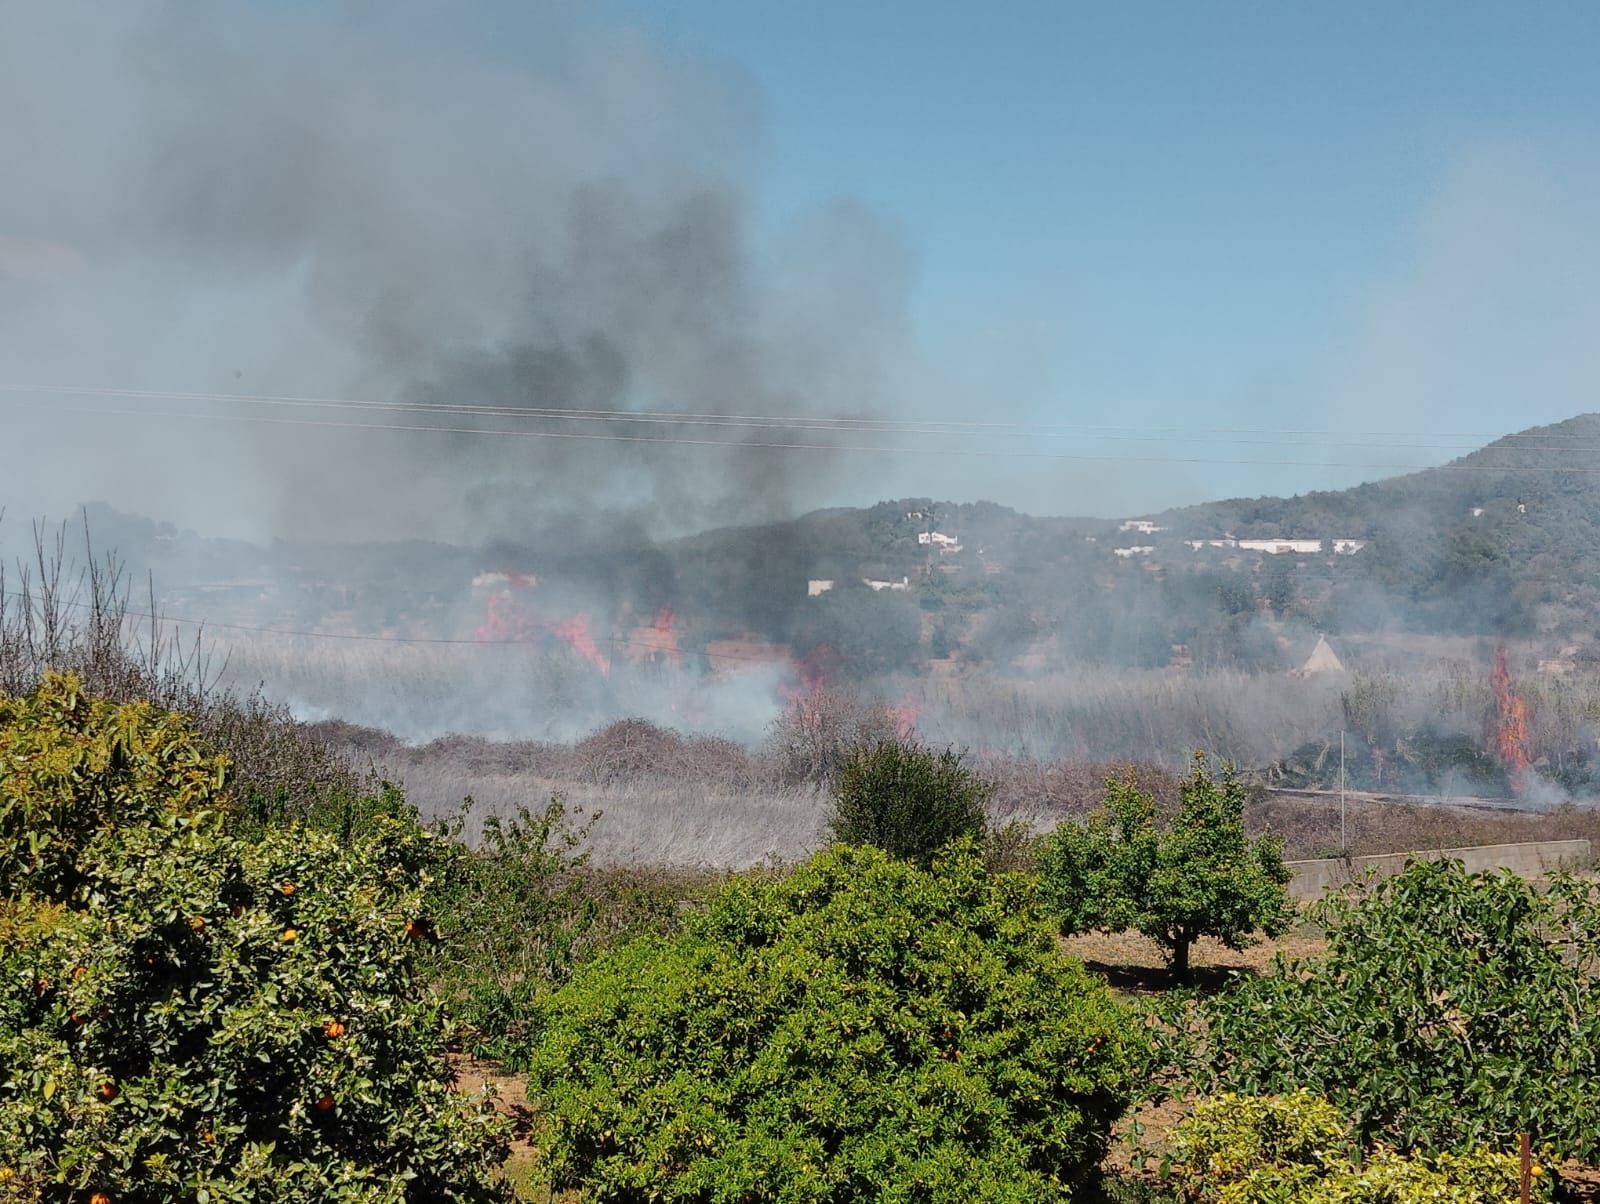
[807,579,835,597]
[1119,519,1166,534]
[917,531,962,551]
[1237,538,1324,555]
[863,576,911,592]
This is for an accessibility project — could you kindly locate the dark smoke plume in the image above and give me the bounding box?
[0,1,915,545]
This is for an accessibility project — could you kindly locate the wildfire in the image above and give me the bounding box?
[886,694,920,738]
[1491,643,1529,788]
[626,605,682,668]
[474,579,612,677]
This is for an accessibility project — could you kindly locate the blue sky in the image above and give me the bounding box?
[589,1,1600,507]
[3,2,1599,535]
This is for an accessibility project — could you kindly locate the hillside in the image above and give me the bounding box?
[14,415,1600,688]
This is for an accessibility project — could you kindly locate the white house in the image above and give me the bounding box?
[863,576,911,592]
[1119,519,1166,534]
[807,579,835,597]
[1113,545,1155,558]
[917,531,962,551]
[1236,539,1324,555]
[1330,539,1367,555]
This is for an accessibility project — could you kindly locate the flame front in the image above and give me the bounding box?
[1491,643,1529,788]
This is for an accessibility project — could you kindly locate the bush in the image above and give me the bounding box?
[828,738,991,867]
[1190,858,1600,1161]
[518,842,1147,1202]
[1039,756,1293,979]
[1165,1092,1554,1203]
[1,522,372,823]
[766,687,900,786]
[423,798,706,1062]
[0,674,511,1202]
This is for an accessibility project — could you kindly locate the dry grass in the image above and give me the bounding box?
[1254,791,1600,861]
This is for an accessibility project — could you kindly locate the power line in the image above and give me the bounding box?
[6,381,1600,450]
[9,392,1600,474]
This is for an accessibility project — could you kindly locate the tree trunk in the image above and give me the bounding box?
[1172,935,1192,984]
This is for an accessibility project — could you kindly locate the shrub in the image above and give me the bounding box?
[519,842,1147,1202]
[0,522,372,823]
[0,673,230,900]
[0,674,511,1202]
[1165,1092,1554,1203]
[828,738,991,866]
[1039,756,1293,979]
[1190,858,1600,1161]
[766,687,899,786]
[423,798,707,1062]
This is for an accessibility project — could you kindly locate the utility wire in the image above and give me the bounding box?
[5,382,1600,451]
[7,394,1600,474]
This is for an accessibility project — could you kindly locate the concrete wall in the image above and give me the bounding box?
[1285,839,1593,901]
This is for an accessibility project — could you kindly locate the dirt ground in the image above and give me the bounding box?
[1061,926,1327,995]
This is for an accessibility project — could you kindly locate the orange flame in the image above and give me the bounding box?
[647,605,683,668]
[1491,643,1528,788]
[886,694,920,738]
[551,614,612,677]
[474,581,611,676]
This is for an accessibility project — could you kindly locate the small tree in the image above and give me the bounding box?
[1040,754,1293,980]
[828,737,990,866]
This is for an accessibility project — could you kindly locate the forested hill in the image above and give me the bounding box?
[1161,413,1600,541]
[18,414,1600,677]
[1144,413,1600,634]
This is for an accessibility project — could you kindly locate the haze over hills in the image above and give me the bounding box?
[10,413,1600,801]
[11,412,1598,676]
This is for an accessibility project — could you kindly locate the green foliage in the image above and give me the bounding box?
[519,842,1147,1203]
[424,798,701,1062]
[0,672,230,901]
[828,738,991,867]
[0,674,511,1202]
[1165,1092,1553,1203]
[1039,757,1294,978]
[1191,859,1600,1161]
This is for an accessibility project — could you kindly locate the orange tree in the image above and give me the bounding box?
[1038,757,1293,981]
[0,673,510,1202]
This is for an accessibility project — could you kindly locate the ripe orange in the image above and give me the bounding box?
[323,1020,346,1039]
[404,920,422,939]
[90,1193,110,1204]
[281,928,297,943]
[281,881,296,896]
[315,1093,335,1112]
[190,915,206,932]
[72,965,87,980]
[98,1080,117,1101]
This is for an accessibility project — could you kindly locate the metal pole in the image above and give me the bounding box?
[1339,729,1347,854]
